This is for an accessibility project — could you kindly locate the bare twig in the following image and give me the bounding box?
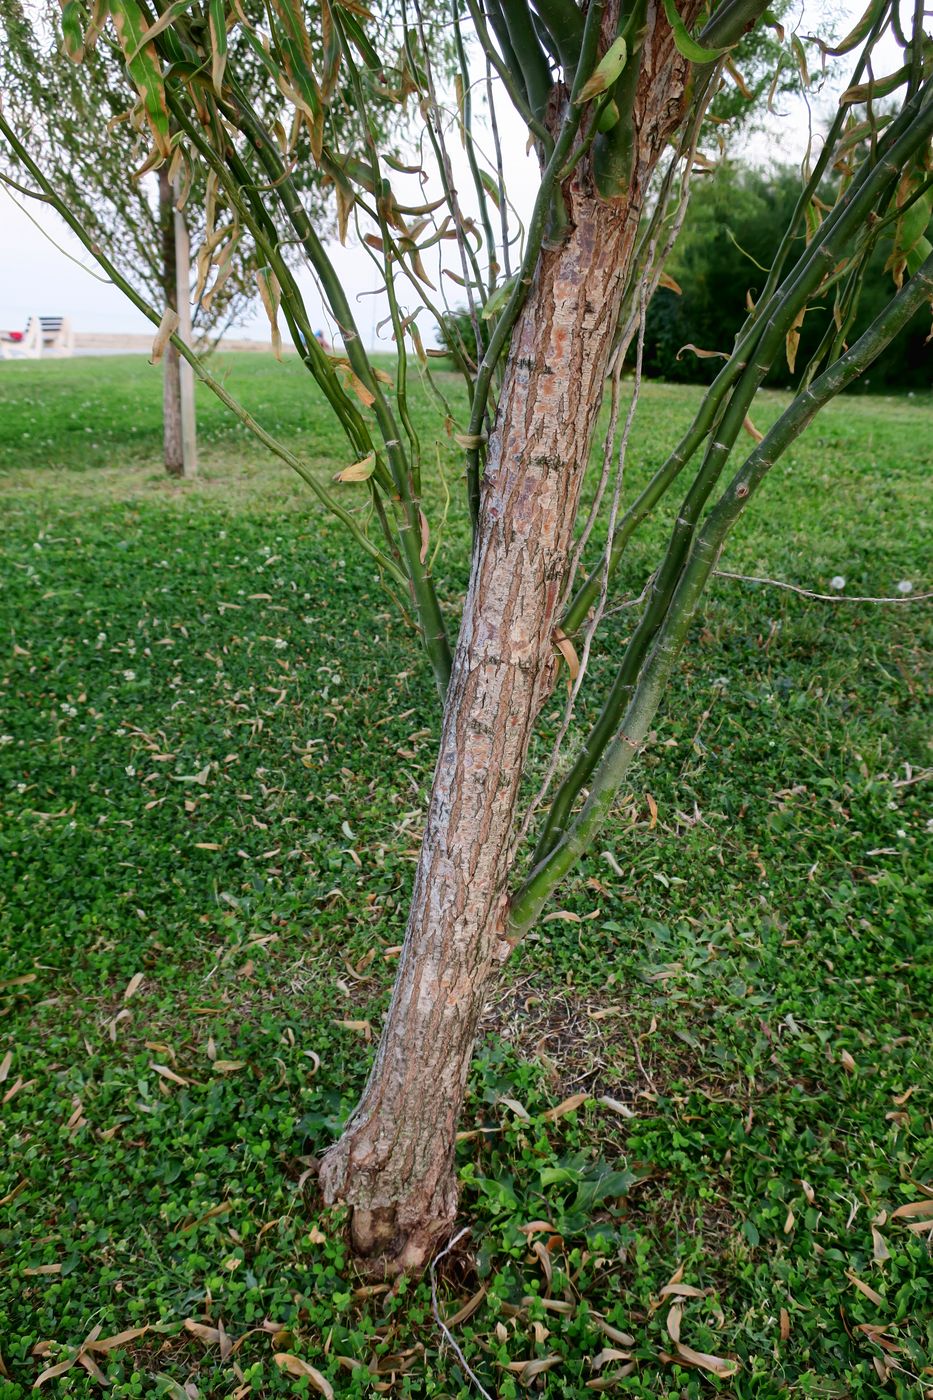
[713,571,932,604]
[429,1227,493,1400]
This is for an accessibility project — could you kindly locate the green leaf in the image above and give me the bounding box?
[576,35,628,103]
[111,0,171,159]
[60,0,85,62]
[662,0,732,63]
[124,0,199,60]
[821,0,888,56]
[209,0,228,96]
[481,274,518,322]
[841,64,912,105]
[906,233,932,276]
[478,168,502,209]
[790,35,810,89]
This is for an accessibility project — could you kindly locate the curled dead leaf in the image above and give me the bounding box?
[273,1354,334,1398]
[150,307,179,365]
[543,1092,587,1122]
[673,1342,740,1378]
[846,1270,885,1307]
[890,1198,933,1221]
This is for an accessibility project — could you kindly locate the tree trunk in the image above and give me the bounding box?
[320,5,696,1274]
[159,166,184,477]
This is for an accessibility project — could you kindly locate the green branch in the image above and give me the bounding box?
[511,250,933,933]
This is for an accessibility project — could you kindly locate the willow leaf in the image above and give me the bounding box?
[576,36,628,103]
[110,0,171,158]
[209,0,228,95]
[662,0,732,62]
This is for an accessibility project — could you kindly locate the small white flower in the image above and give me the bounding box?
[0,735,13,746]
[97,631,107,642]
[273,638,288,650]
[125,765,136,777]
[830,576,846,591]
[123,669,136,681]
[897,828,907,839]
[896,580,913,594]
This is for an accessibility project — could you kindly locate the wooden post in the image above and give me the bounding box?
[173,177,198,479]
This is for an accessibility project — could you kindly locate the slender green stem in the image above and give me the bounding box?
[512,250,933,933]
[562,81,933,636]
[218,83,453,695]
[533,0,586,72]
[541,88,933,853]
[462,1,604,525]
[0,111,408,590]
[464,0,552,146]
[453,2,499,298]
[494,0,554,124]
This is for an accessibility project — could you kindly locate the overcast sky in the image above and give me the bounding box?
[0,0,897,349]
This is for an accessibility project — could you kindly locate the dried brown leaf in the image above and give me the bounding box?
[123,973,145,1001]
[674,1342,740,1377]
[846,1270,885,1306]
[890,1198,933,1220]
[273,1354,334,1397]
[543,1092,587,1122]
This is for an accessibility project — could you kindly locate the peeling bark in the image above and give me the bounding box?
[320,3,696,1275]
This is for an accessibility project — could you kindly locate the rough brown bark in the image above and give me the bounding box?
[320,3,697,1275]
[159,166,184,478]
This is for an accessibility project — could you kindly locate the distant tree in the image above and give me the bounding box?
[1,0,930,1275]
[0,0,441,471]
[644,160,932,391]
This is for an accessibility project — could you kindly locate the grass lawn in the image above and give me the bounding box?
[0,355,930,1399]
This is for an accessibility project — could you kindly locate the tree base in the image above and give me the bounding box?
[319,1127,458,1278]
[345,1204,455,1278]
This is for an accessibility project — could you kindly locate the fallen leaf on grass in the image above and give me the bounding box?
[846,1270,885,1306]
[151,1063,189,1086]
[586,1364,636,1388]
[445,1285,487,1328]
[212,1060,246,1074]
[780,1308,791,1340]
[2,1077,34,1105]
[185,1318,231,1360]
[666,1304,682,1343]
[669,1343,740,1378]
[872,1227,891,1263]
[77,1351,108,1384]
[593,1317,635,1346]
[123,973,144,1001]
[274,1353,334,1397]
[890,1198,933,1220]
[598,1096,634,1118]
[590,1347,633,1369]
[23,1264,62,1276]
[0,973,37,991]
[86,1327,149,1352]
[500,1355,562,1382]
[543,1093,587,1122]
[332,1019,372,1040]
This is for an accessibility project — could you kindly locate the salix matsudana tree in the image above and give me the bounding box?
[1,0,930,1272]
